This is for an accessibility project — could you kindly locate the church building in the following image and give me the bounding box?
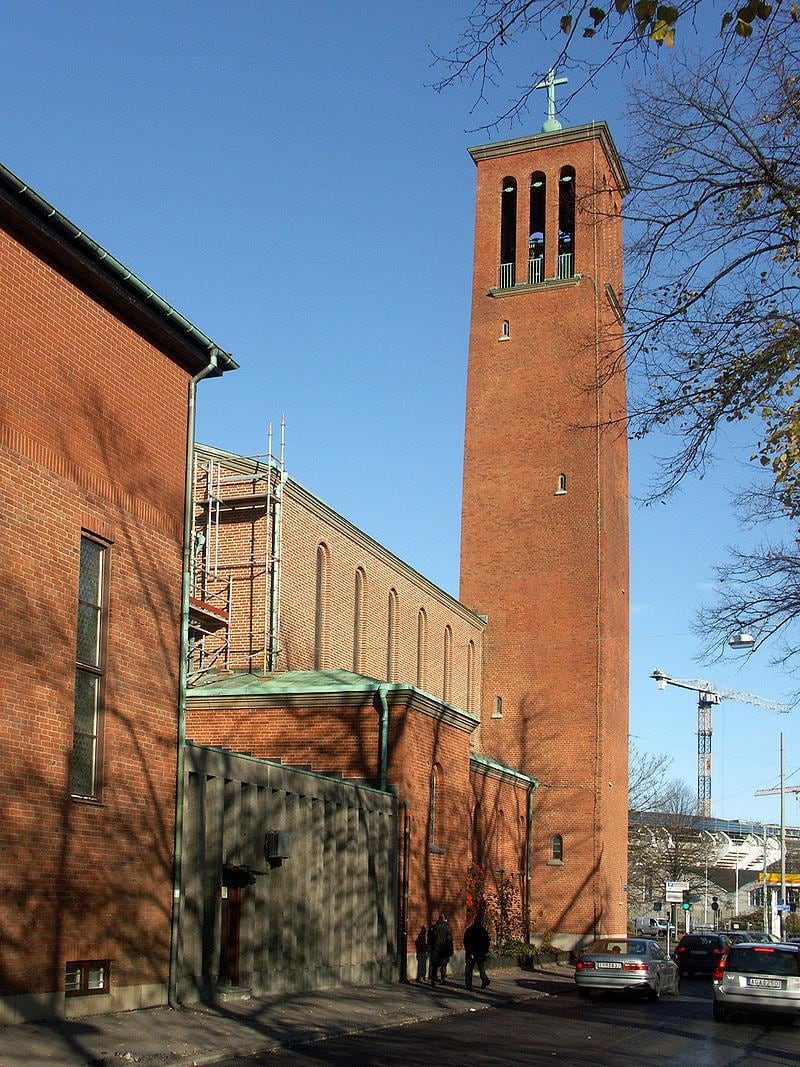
[1,100,630,1019]
[185,113,630,974]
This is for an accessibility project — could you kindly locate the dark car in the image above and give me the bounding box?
[713,942,800,1021]
[721,931,754,945]
[675,932,732,976]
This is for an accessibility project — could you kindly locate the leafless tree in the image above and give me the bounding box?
[432,0,783,132]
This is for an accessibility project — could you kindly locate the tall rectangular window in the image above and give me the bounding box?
[72,536,107,799]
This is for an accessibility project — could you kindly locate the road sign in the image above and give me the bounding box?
[778,903,791,913]
[665,880,689,903]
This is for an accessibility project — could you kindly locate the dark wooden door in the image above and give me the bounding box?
[219,887,242,986]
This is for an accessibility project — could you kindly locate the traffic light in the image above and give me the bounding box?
[711,896,719,913]
[682,889,693,911]
[653,900,662,912]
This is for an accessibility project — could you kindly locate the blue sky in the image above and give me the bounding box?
[4,1,796,825]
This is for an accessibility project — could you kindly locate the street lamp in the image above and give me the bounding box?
[729,631,755,650]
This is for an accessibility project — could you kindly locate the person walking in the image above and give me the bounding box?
[464,910,491,990]
[428,914,453,988]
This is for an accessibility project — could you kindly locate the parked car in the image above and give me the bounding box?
[746,931,783,943]
[674,932,732,976]
[574,937,680,1001]
[713,942,800,1021]
[720,931,755,945]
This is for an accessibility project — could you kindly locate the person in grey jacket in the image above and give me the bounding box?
[464,911,491,990]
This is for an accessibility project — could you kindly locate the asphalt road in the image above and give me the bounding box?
[218,973,800,1066]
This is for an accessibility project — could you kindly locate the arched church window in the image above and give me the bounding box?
[443,625,453,702]
[499,319,510,340]
[387,588,398,682]
[430,763,444,852]
[499,178,517,288]
[558,166,576,279]
[528,172,546,284]
[550,834,564,863]
[314,543,330,669]
[416,608,427,689]
[353,567,366,672]
[466,640,476,715]
[472,802,484,865]
[556,472,567,495]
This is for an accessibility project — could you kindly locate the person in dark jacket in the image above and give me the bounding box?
[428,914,453,988]
[414,925,428,982]
[464,910,491,990]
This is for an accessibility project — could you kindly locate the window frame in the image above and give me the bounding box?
[442,625,453,702]
[387,587,399,682]
[416,608,427,690]
[353,567,366,673]
[65,958,111,997]
[71,534,109,802]
[314,543,330,670]
[429,763,445,855]
[549,833,564,864]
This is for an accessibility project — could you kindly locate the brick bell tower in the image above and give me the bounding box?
[459,112,630,942]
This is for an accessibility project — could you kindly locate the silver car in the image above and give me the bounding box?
[713,942,800,1022]
[574,937,680,1002]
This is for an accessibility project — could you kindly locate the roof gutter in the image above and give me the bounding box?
[0,161,237,376]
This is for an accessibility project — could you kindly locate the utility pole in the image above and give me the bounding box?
[785,738,789,938]
[755,733,791,939]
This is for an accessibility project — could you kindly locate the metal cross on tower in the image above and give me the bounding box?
[535,68,568,134]
[651,668,789,818]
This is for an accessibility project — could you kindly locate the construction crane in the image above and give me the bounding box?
[651,668,789,818]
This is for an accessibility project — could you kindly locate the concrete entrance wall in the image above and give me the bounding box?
[178,744,397,1000]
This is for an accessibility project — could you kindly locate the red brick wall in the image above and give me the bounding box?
[460,129,629,938]
[469,772,533,938]
[386,700,474,945]
[0,223,189,1008]
[186,701,380,780]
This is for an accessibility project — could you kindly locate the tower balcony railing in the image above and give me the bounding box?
[528,255,544,285]
[557,252,575,280]
[498,262,515,289]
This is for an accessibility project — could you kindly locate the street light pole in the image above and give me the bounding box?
[764,825,770,934]
[785,734,789,943]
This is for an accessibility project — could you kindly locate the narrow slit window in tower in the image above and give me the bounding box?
[499,319,510,341]
[499,178,517,289]
[556,473,567,495]
[528,172,546,284]
[558,167,576,279]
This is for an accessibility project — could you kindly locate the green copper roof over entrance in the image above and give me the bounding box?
[190,669,394,698]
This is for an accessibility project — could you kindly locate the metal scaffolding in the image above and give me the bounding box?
[189,419,285,681]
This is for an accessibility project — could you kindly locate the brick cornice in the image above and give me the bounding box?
[468,121,629,196]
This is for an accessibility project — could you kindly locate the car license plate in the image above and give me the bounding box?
[747,977,785,989]
[597,961,623,969]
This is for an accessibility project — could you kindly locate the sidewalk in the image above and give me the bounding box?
[1,966,574,1066]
